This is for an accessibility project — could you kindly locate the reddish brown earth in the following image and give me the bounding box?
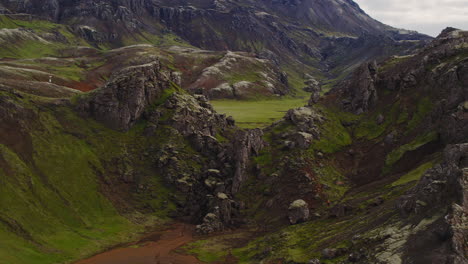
[75,224,203,264]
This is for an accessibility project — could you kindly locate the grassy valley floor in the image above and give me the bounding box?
[211,98,308,128]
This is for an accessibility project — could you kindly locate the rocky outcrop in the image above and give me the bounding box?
[230,129,265,193]
[341,61,378,114]
[195,213,224,235]
[278,106,325,149]
[76,61,179,131]
[75,25,106,43]
[303,75,321,92]
[186,51,289,99]
[73,59,267,233]
[265,106,326,152]
[286,107,325,134]
[398,144,468,263]
[143,91,264,231]
[303,75,322,104]
[335,29,467,149]
[292,132,314,149]
[398,144,467,216]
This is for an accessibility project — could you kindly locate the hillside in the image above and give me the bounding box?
[0,0,431,90]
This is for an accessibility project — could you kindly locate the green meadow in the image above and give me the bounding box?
[211,98,308,128]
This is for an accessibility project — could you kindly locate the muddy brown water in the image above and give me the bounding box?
[75,223,203,264]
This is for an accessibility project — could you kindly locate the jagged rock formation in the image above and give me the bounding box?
[74,60,266,233]
[76,61,180,131]
[338,28,468,142]
[313,29,468,264]
[224,29,467,264]
[283,106,325,148]
[303,75,322,104]
[341,61,378,114]
[398,144,468,263]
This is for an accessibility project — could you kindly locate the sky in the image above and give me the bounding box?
[353,0,468,37]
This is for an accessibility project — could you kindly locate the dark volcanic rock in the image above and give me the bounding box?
[230,129,265,193]
[399,144,468,263]
[336,29,468,143]
[76,61,176,131]
[341,61,378,114]
[74,58,267,233]
[398,144,468,217]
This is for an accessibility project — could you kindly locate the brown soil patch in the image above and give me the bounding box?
[75,223,203,264]
[71,81,97,92]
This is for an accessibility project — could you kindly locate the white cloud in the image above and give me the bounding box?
[354,0,468,36]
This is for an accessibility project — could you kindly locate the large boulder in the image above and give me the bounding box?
[288,199,310,224]
[195,213,224,235]
[292,132,314,149]
[308,259,321,264]
[286,107,324,134]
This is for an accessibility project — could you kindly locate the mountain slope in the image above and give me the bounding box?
[215,27,468,264]
[0,0,431,86]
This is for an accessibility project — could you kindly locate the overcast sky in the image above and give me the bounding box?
[354,0,468,37]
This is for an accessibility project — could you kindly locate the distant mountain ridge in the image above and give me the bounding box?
[0,0,432,83]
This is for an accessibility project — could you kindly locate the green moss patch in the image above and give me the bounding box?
[232,217,360,263]
[315,164,349,202]
[310,107,355,154]
[354,102,400,140]
[0,15,58,31]
[391,161,437,187]
[406,97,433,134]
[185,232,250,263]
[385,132,439,171]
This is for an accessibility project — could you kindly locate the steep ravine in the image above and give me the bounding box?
[0,56,265,263]
[67,28,468,264]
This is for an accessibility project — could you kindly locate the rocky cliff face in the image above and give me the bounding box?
[341,61,379,114]
[338,28,468,143]
[76,61,180,131]
[222,29,467,263]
